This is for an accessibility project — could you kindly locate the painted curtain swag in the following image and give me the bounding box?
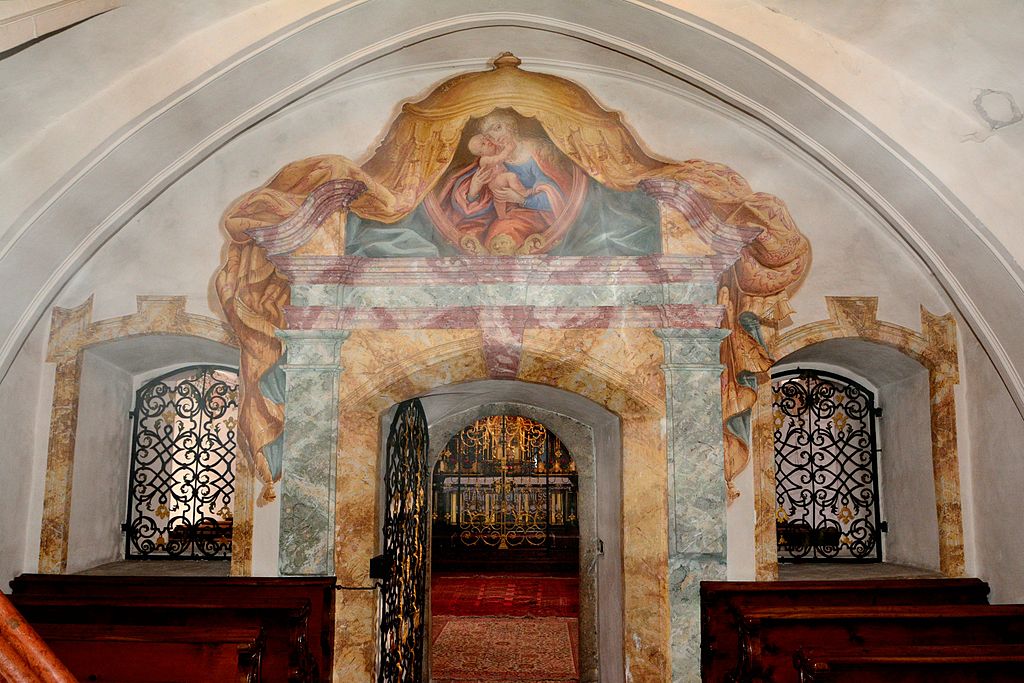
[216,52,809,504]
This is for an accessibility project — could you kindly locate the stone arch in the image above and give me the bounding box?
[317,329,667,681]
[750,296,964,579]
[39,295,244,575]
[386,381,626,683]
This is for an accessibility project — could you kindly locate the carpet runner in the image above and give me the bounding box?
[431,573,580,682]
[431,615,579,682]
[432,573,579,617]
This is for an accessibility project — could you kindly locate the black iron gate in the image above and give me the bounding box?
[376,399,429,683]
[123,365,238,559]
[772,369,883,562]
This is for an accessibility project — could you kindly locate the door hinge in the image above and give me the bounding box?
[879,521,889,533]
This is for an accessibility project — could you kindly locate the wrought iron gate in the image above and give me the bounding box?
[432,415,578,550]
[772,369,882,562]
[123,365,238,559]
[376,399,429,683]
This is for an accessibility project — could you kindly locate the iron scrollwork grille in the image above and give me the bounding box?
[772,369,882,562]
[377,399,429,683]
[432,415,578,550]
[124,365,238,559]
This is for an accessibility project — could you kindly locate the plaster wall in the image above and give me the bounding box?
[48,33,952,334]
[2,25,1020,606]
[65,350,132,573]
[663,0,1024,263]
[726,464,755,579]
[879,369,940,570]
[963,329,1024,603]
[16,40,974,589]
[0,324,47,590]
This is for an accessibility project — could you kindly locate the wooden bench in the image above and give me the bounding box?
[10,575,336,683]
[734,604,1024,682]
[700,578,989,682]
[34,623,264,683]
[794,644,1024,682]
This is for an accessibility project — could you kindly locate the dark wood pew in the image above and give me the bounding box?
[9,575,335,683]
[735,604,1024,683]
[700,578,989,682]
[34,623,264,683]
[794,644,1024,683]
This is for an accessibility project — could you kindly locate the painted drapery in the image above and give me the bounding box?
[215,53,808,503]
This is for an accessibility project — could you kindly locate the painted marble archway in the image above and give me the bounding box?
[220,54,807,682]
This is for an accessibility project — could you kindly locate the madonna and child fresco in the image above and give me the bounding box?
[345,107,661,257]
[216,53,810,504]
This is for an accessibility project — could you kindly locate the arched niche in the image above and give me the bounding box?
[380,379,624,683]
[749,296,964,580]
[773,341,940,572]
[39,295,246,576]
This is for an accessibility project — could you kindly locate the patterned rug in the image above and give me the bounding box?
[432,573,579,617]
[431,616,579,682]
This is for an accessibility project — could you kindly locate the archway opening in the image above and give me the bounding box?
[429,414,581,682]
[375,379,624,682]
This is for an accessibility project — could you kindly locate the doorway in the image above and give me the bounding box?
[430,414,580,682]
[376,381,625,682]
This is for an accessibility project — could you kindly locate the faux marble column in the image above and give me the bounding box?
[276,330,349,576]
[655,328,730,683]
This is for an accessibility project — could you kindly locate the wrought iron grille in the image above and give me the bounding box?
[772,369,882,562]
[377,399,429,683]
[432,415,577,550]
[124,365,238,559]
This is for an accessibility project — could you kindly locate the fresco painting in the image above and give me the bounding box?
[216,53,809,504]
[345,108,662,257]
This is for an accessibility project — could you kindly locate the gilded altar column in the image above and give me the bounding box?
[276,330,350,575]
[655,328,730,683]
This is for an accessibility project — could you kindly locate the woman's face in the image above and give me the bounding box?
[482,117,515,145]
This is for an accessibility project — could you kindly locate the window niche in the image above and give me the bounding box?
[40,296,243,576]
[771,348,941,573]
[752,296,964,580]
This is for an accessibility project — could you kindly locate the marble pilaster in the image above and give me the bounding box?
[656,328,730,683]
[277,329,349,576]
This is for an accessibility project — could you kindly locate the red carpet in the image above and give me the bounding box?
[431,616,579,682]
[431,573,580,682]
[431,573,579,617]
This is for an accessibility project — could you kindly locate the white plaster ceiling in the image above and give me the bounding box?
[1,0,1023,414]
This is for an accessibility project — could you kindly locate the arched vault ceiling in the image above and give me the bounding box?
[1,0,1023,417]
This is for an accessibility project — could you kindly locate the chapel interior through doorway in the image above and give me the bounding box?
[429,413,581,680]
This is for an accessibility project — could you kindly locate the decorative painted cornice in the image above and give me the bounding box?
[272,253,739,286]
[285,303,724,331]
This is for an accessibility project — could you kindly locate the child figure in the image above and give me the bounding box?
[467,133,533,218]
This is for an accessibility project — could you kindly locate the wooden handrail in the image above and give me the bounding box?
[0,592,75,683]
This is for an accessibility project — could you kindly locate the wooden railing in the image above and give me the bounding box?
[0,591,76,683]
